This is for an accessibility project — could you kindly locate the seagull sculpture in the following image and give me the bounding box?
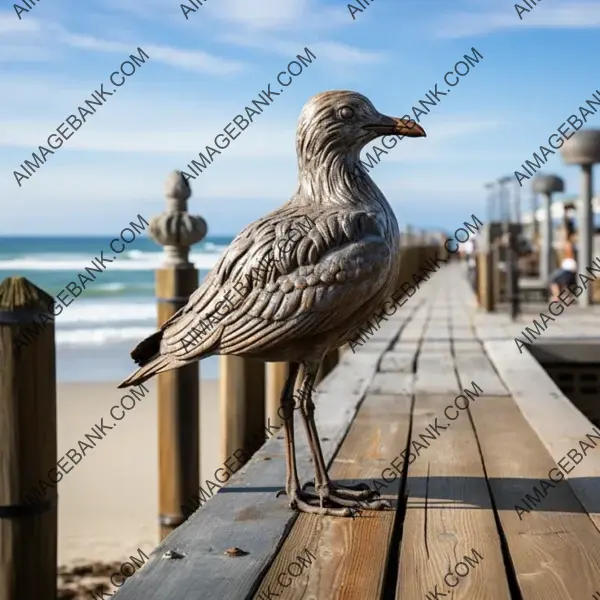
[119,90,426,516]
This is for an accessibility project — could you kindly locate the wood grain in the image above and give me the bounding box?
[113,343,389,600]
[396,393,511,600]
[485,340,600,533]
[253,389,413,600]
[0,277,57,600]
[156,267,199,540]
[470,396,600,599]
[117,261,600,599]
[266,362,291,429]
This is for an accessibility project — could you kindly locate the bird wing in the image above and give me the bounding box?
[157,205,392,359]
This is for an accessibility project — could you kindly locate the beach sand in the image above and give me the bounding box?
[56,377,220,597]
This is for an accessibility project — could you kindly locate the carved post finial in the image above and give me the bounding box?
[149,170,207,267]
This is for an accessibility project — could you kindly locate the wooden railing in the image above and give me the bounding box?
[0,170,450,600]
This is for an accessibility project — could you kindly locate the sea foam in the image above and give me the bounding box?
[0,249,222,272]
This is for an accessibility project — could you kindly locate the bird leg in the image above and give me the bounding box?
[297,360,390,513]
[275,362,350,516]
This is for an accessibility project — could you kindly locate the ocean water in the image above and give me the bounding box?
[0,235,233,382]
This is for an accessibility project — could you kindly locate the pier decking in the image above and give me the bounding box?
[114,262,600,600]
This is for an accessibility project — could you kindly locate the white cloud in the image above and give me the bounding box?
[0,43,56,61]
[0,15,247,73]
[98,0,175,20]
[0,11,41,33]
[385,173,486,195]
[99,0,348,32]
[201,0,348,31]
[0,117,297,156]
[218,33,385,65]
[57,32,246,74]
[434,1,600,38]
[206,0,310,29]
[0,109,502,231]
[302,41,384,65]
[360,117,501,164]
[142,43,244,74]
[0,73,497,162]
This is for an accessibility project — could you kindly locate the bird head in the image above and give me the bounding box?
[296,90,426,161]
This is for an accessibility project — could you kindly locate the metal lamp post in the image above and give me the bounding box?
[512,178,522,317]
[532,174,564,291]
[485,182,496,223]
[498,176,518,319]
[514,179,522,227]
[560,129,600,306]
[530,185,539,244]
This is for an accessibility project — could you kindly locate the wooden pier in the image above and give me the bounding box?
[111,261,600,600]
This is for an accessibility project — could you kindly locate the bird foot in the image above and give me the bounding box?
[276,487,353,517]
[276,484,390,516]
[302,479,380,500]
[300,481,391,512]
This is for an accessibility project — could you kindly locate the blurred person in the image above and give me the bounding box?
[549,220,577,300]
[463,233,477,290]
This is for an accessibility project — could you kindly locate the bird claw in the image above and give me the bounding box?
[301,479,374,497]
[287,489,352,517]
[339,481,373,493]
[322,481,381,500]
[275,488,287,498]
[300,481,389,511]
[276,482,389,516]
[348,498,392,519]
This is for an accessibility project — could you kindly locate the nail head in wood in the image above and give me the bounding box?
[224,547,249,557]
[162,550,185,560]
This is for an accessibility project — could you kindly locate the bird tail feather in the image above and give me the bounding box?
[118,355,173,388]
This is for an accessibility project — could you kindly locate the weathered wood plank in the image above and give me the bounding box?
[470,395,600,599]
[453,352,510,396]
[391,337,421,355]
[379,352,415,373]
[399,315,429,340]
[368,373,414,395]
[253,389,413,600]
[115,262,600,599]
[451,340,482,351]
[352,340,390,354]
[396,393,511,600]
[420,340,452,354]
[485,340,600,533]
[113,348,388,600]
[423,324,450,341]
[414,357,461,395]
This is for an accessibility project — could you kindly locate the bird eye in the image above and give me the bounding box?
[339,106,354,120]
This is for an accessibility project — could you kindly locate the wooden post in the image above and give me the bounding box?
[243,359,266,452]
[492,244,502,306]
[266,363,290,429]
[149,171,207,541]
[220,356,266,463]
[0,277,57,600]
[316,349,339,384]
[474,253,481,303]
[477,252,495,311]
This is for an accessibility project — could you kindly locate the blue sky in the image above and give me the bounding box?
[1,0,600,235]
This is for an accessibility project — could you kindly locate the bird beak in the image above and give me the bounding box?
[363,116,426,138]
